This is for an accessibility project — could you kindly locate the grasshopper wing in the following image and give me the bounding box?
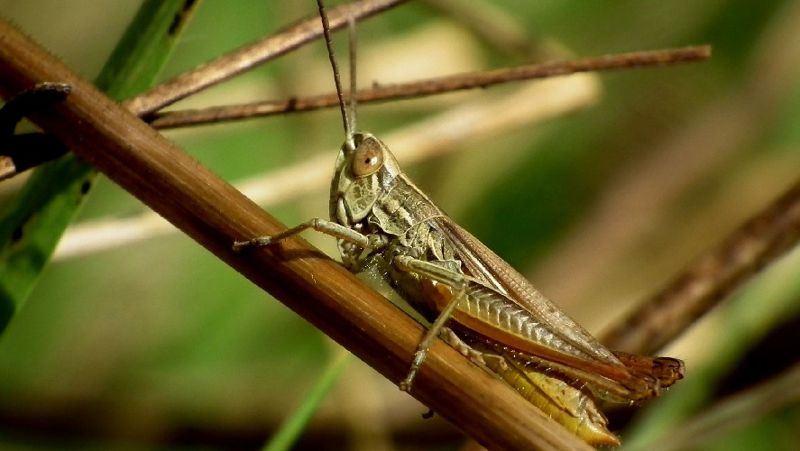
[433,219,681,400]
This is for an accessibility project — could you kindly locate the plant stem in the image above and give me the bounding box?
[602,178,800,354]
[149,46,711,129]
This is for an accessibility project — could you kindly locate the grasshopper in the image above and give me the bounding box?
[234,1,684,446]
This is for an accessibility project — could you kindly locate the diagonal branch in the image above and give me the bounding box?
[0,19,590,451]
[602,177,800,354]
[149,46,711,129]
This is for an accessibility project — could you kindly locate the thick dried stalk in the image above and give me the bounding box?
[149,46,710,129]
[602,178,800,354]
[0,19,590,451]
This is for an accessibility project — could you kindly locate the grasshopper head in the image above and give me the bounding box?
[330,132,402,226]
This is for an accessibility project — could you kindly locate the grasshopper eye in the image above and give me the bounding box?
[352,140,384,177]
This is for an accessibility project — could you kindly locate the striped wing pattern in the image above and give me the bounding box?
[434,218,622,366]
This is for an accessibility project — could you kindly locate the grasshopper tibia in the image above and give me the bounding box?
[394,255,469,392]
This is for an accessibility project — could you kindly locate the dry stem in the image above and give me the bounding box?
[149,46,710,129]
[602,178,800,354]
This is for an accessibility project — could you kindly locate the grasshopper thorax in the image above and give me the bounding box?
[330,132,402,227]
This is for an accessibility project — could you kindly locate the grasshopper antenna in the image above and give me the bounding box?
[347,16,358,136]
[316,0,355,152]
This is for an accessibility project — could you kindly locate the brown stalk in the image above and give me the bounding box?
[0,19,591,451]
[126,0,406,116]
[602,178,800,355]
[149,45,711,129]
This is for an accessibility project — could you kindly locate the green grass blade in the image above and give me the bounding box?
[0,0,200,332]
[263,352,352,451]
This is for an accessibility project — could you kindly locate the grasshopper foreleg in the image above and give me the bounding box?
[394,255,472,392]
[233,218,380,251]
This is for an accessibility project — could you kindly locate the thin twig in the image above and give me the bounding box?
[126,0,406,116]
[0,18,591,451]
[149,45,710,129]
[602,178,800,354]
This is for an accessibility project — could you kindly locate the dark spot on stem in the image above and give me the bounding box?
[80,180,91,194]
[11,225,23,242]
[169,0,197,35]
[168,16,181,35]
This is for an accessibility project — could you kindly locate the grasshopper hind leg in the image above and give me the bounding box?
[439,327,508,372]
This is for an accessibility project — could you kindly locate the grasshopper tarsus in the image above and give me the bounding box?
[398,379,412,393]
[399,346,430,392]
[232,236,273,251]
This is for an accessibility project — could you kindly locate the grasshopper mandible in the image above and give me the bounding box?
[234,1,685,446]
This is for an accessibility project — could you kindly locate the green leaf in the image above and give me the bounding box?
[0,0,200,332]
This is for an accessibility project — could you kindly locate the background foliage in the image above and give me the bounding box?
[1,0,799,449]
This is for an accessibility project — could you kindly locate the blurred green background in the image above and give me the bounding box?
[1,0,799,450]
